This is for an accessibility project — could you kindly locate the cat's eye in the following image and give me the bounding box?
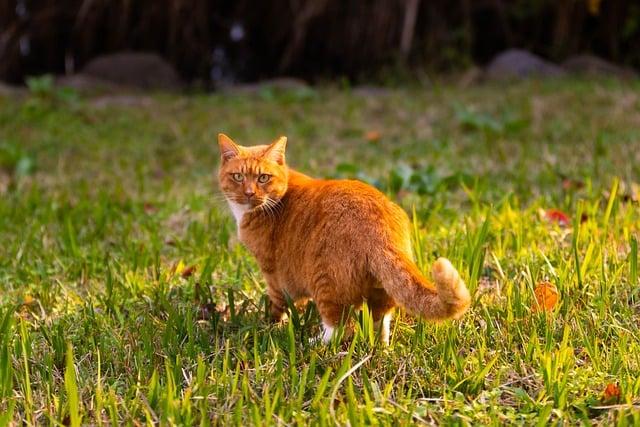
[231,173,244,182]
[257,174,271,184]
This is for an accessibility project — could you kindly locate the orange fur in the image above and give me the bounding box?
[217,133,471,343]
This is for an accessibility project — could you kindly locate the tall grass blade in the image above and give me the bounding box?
[631,236,638,286]
[19,319,32,425]
[65,343,82,427]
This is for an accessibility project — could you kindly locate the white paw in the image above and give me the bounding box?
[381,313,392,346]
[321,322,335,344]
[374,313,392,346]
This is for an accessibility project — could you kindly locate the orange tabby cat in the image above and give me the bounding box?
[217,133,471,344]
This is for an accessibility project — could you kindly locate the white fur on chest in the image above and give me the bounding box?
[226,200,250,234]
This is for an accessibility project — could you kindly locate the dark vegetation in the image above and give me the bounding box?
[1,0,640,84]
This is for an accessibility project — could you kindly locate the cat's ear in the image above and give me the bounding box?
[264,136,287,165]
[218,133,241,162]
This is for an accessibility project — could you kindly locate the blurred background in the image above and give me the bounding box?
[1,0,639,88]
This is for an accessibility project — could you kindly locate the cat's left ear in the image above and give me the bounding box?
[264,136,287,165]
[218,133,241,163]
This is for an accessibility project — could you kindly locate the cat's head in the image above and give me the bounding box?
[217,133,289,210]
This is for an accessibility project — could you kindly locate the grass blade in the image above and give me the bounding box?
[65,343,82,427]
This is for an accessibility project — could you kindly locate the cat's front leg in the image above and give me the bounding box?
[266,280,287,323]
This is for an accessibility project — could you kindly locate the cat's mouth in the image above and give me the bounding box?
[232,197,266,210]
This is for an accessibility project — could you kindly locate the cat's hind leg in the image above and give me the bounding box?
[312,277,350,344]
[369,288,396,346]
[374,312,394,346]
[316,300,350,343]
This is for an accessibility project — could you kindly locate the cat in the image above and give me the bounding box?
[217,133,471,344]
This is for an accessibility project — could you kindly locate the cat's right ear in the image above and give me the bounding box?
[218,133,240,163]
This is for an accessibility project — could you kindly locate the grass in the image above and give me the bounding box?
[0,78,639,425]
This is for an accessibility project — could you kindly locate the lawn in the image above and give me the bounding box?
[0,78,639,425]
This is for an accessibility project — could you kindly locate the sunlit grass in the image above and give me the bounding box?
[0,79,639,425]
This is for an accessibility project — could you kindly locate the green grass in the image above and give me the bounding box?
[0,78,639,425]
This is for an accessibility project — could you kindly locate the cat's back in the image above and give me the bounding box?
[284,171,409,229]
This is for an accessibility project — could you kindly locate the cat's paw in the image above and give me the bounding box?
[374,313,392,346]
[321,322,335,344]
[308,323,335,346]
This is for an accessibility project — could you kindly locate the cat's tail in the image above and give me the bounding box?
[371,252,471,320]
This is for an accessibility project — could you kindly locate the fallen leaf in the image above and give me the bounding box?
[602,383,621,402]
[364,130,381,142]
[180,264,197,278]
[143,202,157,214]
[544,209,570,227]
[533,281,559,312]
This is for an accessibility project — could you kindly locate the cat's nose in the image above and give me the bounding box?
[244,189,255,199]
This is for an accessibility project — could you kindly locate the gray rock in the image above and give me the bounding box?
[55,74,125,92]
[484,49,565,80]
[81,52,182,90]
[89,94,155,109]
[0,81,27,98]
[562,54,637,79]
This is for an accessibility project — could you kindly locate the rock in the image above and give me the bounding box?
[0,81,27,98]
[81,52,182,90]
[484,49,565,80]
[89,94,155,109]
[55,74,126,93]
[562,54,637,79]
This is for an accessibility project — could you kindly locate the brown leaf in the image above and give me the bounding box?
[180,264,197,278]
[364,130,381,142]
[602,383,621,402]
[143,202,157,214]
[533,281,559,312]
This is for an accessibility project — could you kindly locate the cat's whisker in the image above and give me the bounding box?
[262,197,281,221]
[260,198,277,221]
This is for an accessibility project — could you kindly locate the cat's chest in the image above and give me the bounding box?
[227,201,250,229]
[226,201,277,263]
[227,201,257,242]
